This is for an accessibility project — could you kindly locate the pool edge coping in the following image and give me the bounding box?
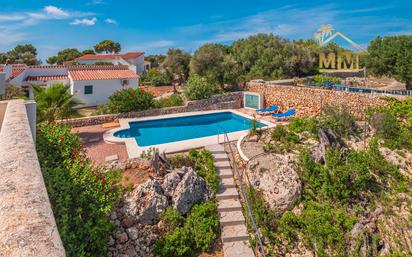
[103,109,275,158]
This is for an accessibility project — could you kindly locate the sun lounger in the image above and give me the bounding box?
[256,105,278,114]
[272,109,296,120]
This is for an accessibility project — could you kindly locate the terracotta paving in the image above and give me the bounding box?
[72,125,128,166]
[140,84,182,97]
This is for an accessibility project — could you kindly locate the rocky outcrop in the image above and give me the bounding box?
[246,154,301,212]
[109,166,214,256]
[123,179,169,225]
[172,169,213,215]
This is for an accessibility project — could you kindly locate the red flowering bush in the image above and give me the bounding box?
[36,123,122,257]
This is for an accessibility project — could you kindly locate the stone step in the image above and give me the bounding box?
[214,160,231,169]
[205,144,225,152]
[211,152,229,162]
[218,199,243,212]
[223,241,255,257]
[217,187,238,200]
[217,168,233,179]
[222,224,249,243]
[220,177,236,188]
[219,210,245,226]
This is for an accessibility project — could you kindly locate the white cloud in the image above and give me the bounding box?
[105,18,117,24]
[0,14,26,22]
[44,6,69,18]
[70,17,97,26]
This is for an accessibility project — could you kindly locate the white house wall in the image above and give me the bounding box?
[72,78,138,107]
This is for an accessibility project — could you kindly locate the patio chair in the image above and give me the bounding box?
[272,109,296,120]
[256,105,278,114]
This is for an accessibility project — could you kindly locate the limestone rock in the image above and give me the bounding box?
[247,154,301,212]
[162,171,182,197]
[123,179,168,225]
[172,169,213,214]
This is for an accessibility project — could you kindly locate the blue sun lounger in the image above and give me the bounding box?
[272,109,296,119]
[256,105,278,114]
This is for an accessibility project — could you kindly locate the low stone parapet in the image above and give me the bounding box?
[0,100,65,257]
[60,92,243,127]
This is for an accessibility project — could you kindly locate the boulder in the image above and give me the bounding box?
[162,170,183,197]
[123,179,168,225]
[172,169,213,214]
[247,154,301,212]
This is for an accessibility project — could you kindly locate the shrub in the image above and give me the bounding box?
[313,74,341,85]
[107,88,154,113]
[154,202,219,257]
[36,123,122,257]
[188,149,219,193]
[288,117,319,135]
[184,74,214,100]
[167,154,193,169]
[322,105,357,138]
[152,73,172,86]
[271,125,288,141]
[154,93,184,108]
[160,207,184,232]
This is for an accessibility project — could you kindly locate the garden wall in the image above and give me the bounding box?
[0,100,65,257]
[60,92,243,127]
[247,82,391,118]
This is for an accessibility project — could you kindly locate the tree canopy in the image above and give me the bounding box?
[46,48,83,65]
[190,44,237,88]
[1,44,40,65]
[93,40,121,54]
[367,35,412,89]
[162,48,191,83]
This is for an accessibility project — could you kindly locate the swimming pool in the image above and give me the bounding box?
[114,111,267,146]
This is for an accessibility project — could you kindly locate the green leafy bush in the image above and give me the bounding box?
[36,123,122,257]
[152,73,172,86]
[313,74,341,84]
[154,93,184,108]
[271,125,288,141]
[322,105,357,138]
[184,74,214,100]
[154,202,219,257]
[188,149,219,193]
[288,117,319,135]
[107,88,154,113]
[369,97,412,149]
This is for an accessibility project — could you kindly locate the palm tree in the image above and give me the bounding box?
[33,83,82,123]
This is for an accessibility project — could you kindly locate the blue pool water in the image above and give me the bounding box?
[114,112,266,146]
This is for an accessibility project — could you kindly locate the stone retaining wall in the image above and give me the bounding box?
[61,92,243,127]
[247,82,390,118]
[0,100,65,257]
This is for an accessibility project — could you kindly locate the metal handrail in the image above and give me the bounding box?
[220,129,266,257]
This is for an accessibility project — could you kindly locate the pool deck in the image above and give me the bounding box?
[103,109,275,158]
[72,108,282,164]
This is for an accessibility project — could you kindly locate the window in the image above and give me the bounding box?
[84,85,93,95]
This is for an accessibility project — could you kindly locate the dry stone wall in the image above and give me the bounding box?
[61,92,243,127]
[247,82,391,118]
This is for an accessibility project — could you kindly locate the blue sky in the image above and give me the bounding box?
[0,0,411,61]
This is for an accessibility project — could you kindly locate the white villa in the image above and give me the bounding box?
[1,64,139,107]
[74,52,146,75]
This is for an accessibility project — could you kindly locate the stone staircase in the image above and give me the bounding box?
[205,145,255,257]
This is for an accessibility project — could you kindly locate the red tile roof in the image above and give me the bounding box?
[25,75,69,82]
[0,64,27,80]
[69,68,138,81]
[74,52,144,61]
